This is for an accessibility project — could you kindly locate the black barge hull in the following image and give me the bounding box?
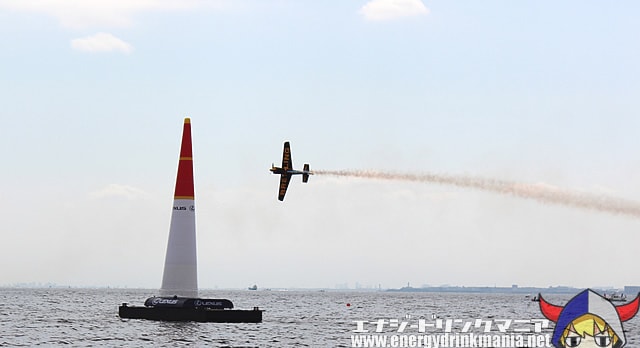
[119,304,262,323]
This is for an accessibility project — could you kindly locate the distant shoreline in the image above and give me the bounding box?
[388,286,581,294]
[387,285,640,295]
[2,284,638,295]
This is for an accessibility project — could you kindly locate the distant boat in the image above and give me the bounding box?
[248,285,258,291]
[605,293,627,302]
[119,118,262,323]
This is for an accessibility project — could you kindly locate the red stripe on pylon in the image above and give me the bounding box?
[174,118,195,199]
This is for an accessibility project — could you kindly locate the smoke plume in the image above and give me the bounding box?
[314,170,640,218]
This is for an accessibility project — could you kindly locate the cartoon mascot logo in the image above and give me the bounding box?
[539,289,639,347]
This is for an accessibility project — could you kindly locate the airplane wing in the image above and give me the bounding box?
[278,174,292,201]
[282,141,292,171]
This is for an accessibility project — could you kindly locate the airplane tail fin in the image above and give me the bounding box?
[303,164,310,183]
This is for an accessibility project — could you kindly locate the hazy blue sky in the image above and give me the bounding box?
[1,0,639,290]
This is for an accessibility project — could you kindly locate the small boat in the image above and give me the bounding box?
[248,285,258,291]
[605,293,627,302]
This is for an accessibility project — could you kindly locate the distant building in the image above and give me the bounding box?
[335,283,349,290]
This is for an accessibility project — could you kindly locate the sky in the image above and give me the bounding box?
[1,0,640,290]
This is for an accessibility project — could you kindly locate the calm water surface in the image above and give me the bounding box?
[0,288,638,347]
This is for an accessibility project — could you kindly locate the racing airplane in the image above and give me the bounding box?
[270,141,312,201]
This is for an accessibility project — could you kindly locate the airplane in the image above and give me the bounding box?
[270,141,312,201]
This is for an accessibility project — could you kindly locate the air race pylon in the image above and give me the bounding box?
[160,118,198,297]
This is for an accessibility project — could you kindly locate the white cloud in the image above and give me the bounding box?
[70,32,133,54]
[360,0,429,21]
[90,184,149,200]
[0,0,214,29]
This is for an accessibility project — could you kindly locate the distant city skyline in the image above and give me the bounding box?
[3,280,639,293]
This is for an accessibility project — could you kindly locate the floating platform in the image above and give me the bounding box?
[118,296,262,323]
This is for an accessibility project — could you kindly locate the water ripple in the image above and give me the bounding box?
[0,288,638,347]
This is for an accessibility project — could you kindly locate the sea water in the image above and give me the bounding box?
[0,288,638,347]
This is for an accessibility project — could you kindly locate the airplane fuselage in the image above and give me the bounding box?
[270,167,309,176]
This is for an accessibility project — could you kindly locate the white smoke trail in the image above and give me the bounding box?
[314,169,640,218]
